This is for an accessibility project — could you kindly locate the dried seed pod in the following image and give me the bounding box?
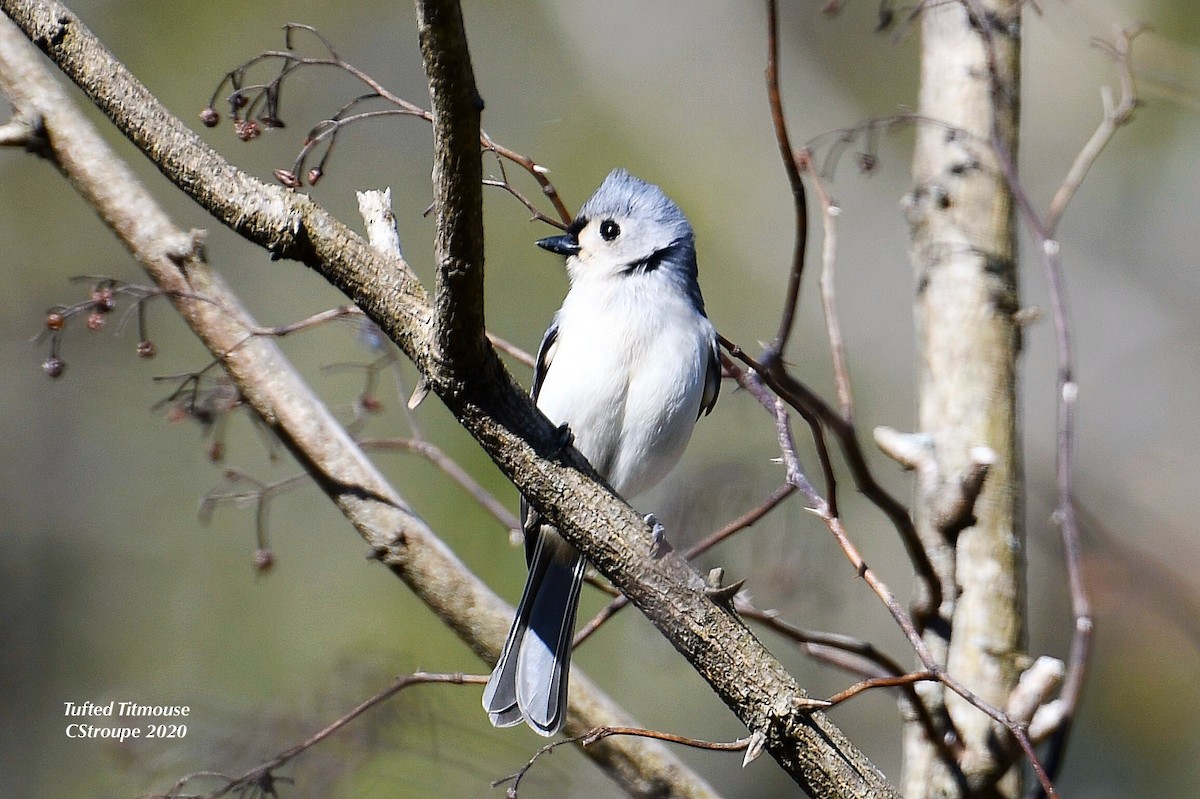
[42,356,65,378]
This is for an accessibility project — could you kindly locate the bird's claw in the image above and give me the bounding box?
[552,423,574,458]
[645,513,673,558]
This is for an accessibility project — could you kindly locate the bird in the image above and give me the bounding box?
[482,169,721,736]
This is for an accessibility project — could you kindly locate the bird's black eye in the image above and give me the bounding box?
[599,219,620,241]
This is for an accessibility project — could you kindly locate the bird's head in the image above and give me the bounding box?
[536,169,698,289]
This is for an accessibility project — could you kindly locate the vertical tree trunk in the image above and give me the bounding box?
[902,2,1025,796]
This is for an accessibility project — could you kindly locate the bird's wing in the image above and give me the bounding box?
[531,317,559,404]
[698,334,721,419]
[521,317,560,562]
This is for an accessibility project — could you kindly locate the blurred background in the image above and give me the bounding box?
[2,0,1197,796]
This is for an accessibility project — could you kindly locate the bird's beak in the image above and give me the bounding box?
[536,233,581,256]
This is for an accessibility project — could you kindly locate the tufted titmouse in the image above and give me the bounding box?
[482,169,721,736]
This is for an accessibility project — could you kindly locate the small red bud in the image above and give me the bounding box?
[136,340,157,358]
[45,311,65,331]
[306,167,323,186]
[42,356,65,378]
[167,405,188,424]
[91,285,115,312]
[273,169,301,188]
[360,394,383,413]
[234,119,261,142]
[254,548,274,573]
[231,93,248,110]
[199,107,220,127]
[86,312,105,331]
[208,441,224,462]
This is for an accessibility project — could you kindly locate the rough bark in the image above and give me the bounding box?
[901,1,1026,796]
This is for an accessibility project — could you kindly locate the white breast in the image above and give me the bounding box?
[535,273,713,499]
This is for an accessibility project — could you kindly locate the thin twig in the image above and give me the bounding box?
[486,331,535,368]
[824,671,940,708]
[721,350,840,516]
[484,152,569,229]
[736,598,961,760]
[208,24,571,222]
[572,482,798,648]
[720,338,941,616]
[758,330,1054,796]
[799,152,854,420]
[243,305,363,337]
[360,437,520,533]
[495,725,753,798]
[763,0,810,362]
[1044,26,1145,231]
[199,469,311,565]
[202,672,486,799]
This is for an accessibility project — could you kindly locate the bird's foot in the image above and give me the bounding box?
[552,423,574,458]
[645,513,673,558]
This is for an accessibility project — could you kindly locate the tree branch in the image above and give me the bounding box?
[763,0,809,361]
[415,0,489,374]
[901,1,1026,795]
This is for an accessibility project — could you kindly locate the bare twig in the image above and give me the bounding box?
[150,672,487,799]
[737,602,907,678]
[205,22,572,225]
[1044,26,1145,231]
[762,0,810,363]
[572,482,798,648]
[735,598,960,763]
[360,437,519,533]
[481,130,572,225]
[483,151,569,229]
[200,469,311,569]
[721,350,841,517]
[799,153,854,421]
[720,339,942,617]
[756,322,1055,797]
[495,725,755,798]
[486,331,535,368]
[242,305,363,338]
[824,671,939,709]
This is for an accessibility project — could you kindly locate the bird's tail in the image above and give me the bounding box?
[482,532,585,736]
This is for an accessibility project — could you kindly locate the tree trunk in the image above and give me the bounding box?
[902,2,1025,796]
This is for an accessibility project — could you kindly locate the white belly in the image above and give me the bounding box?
[535,286,711,499]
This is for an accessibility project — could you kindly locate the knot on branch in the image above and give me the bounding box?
[1007,655,1065,743]
[0,111,51,158]
[874,427,995,541]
